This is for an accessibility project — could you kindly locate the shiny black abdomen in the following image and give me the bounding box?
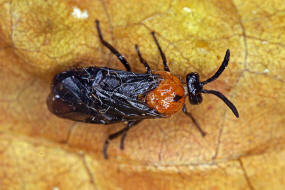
[47,67,164,124]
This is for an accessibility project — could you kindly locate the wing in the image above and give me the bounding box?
[47,67,165,124]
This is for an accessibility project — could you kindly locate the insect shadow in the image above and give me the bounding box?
[47,20,239,159]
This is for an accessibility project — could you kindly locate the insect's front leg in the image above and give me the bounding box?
[103,120,142,159]
[182,105,206,137]
[151,32,170,72]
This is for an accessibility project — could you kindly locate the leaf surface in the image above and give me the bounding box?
[0,0,284,189]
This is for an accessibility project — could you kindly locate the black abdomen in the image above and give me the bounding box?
[47,67,164,124]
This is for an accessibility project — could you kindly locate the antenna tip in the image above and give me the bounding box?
[225,49,230,58]
[231,106,239,118]
[234,111,239,118]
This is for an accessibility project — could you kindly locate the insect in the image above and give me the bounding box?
[47,20,239,159]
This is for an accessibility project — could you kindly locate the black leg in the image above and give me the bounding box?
[135,45,151,74]
[201,49,230,85]
[120,120,142,150]
[151,32,170,72]
[182,105,206,137]
[95,20,131,72]
[103,120,142,159]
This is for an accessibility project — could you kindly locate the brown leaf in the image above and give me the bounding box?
[0,0,284,189]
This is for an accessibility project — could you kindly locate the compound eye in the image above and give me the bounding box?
[189,93,203,105]
[186,72,202,96]
[186,72,199,83]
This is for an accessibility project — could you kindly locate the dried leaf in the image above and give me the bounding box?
[0,0,284,189]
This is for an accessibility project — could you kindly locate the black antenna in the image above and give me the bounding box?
[201,49,230,86]
[186,49,239,118]
[202,89,239,118]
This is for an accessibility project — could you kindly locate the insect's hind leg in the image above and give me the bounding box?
[182,105,206,137]
[103,120,142,159]
[151,32,170,72]
[95,20,131,72]
[120,120,142,150]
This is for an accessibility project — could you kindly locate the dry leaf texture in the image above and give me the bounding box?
[0,0,285,189]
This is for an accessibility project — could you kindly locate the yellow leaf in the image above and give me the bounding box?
[0,0,284,189]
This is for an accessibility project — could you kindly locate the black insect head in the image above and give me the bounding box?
[186,49,239,118]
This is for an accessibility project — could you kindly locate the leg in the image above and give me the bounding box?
[95,20,131,71]
[103,120,142,159]
[151,32,170,72]
[120,120,142,150]
[135,45,151,74]
[182,105,206,137]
